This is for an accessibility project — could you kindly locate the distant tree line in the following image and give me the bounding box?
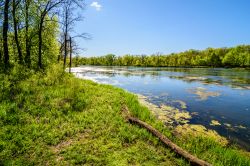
[0,0,85,71]
[73,45,250,67]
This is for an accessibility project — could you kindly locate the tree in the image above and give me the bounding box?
[37,0,65,69]
[209,53,221,67]
[60,0,86,68]
[0,0,87,71]
[24,0,32,67]
[12,0,23,63]
[2,0,10,67]
[73,45,250,68]
[0,0,3,63]
[104,54,115,66]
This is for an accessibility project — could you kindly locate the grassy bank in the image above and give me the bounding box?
[0,65,249,165]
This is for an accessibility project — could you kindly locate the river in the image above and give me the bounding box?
[71,66,250,151]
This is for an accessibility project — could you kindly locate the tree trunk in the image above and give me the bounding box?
[3,0,10,67]
[12,0,23,64]
[69,37,72,73]
[63,8,68,69]
[0,41,2,62]
[38,10,47,69]
[122,106,212,166]
[38,0,63,69]
[25,0,31,67]
[38,22,43,69]
[63,33,67,69]
[0,48,2,63]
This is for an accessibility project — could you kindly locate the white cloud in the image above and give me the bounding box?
[90,1,102,11]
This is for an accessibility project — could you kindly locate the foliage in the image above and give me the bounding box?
[0,0,82,70]
[73,45,250,68]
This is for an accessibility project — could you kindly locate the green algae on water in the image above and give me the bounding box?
[137,94,228,145]
[210,120,221,126]
[187,87,221,101]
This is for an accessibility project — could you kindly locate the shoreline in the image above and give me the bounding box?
[73,71,249,152]
[74,65,250,70]
[136,94,228,146]
[72,69,249,151]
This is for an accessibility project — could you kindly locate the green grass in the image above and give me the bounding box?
[0,64,249,165]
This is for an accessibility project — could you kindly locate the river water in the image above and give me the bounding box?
[72,66,250,150]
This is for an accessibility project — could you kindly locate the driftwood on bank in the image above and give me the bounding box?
[122,106,212,166]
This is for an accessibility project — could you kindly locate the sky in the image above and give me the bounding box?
[75,0,250,57]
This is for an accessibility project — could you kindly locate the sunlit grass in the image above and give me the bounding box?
[0,64,249,165]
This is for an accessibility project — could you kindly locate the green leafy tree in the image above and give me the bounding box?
[73,45,250,68]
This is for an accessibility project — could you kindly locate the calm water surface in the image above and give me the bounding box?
[72,66,250,150]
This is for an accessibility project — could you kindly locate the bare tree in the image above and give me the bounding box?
[60,0,87,69]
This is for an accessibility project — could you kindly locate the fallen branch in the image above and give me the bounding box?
[122,106,212,166]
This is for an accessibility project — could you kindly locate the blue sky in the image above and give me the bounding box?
[75,0,250,57]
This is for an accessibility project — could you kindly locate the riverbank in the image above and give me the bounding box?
[0,65,249,165]
[71,65,250,149]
